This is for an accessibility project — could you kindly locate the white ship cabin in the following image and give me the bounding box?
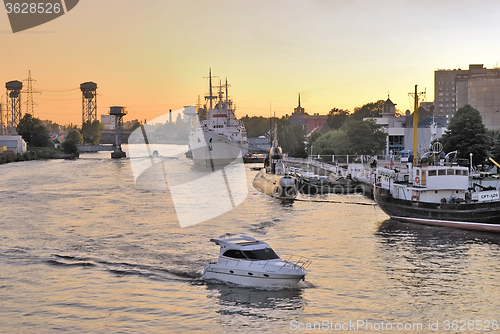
[379,165,470,203]
[203,99,248,143]
[210,236,280,261]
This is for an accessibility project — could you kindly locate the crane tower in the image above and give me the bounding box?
[80,82,97,125]
[6,80,23,133]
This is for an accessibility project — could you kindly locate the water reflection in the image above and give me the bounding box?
[377,218,500,248]
[375,219,500,317]
[206,282,305,326]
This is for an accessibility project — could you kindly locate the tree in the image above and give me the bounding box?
[48,122,60,134]
[306,129,323,154]
[62,129,83,154]
[310,119,386,156]
[490,130,500,164]
[327,108,350,130]
[311,130,349,155]
[81,120,105,145]
[439,105,488,166]
[16,114,52,147]
[241,116,272,138]
[343,119,387,155]
[350,100,385,120]
[276,116,307,158]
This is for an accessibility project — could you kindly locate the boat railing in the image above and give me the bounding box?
[213,255,312,270]
[280,255,312,271]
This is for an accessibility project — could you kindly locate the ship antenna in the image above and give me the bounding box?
[225,78,228,103]
[273,111,278,147]
[209,69,213,110]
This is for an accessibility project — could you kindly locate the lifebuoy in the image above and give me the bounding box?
[415,176,420,183]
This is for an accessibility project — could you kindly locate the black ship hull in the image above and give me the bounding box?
[374,186,500,232]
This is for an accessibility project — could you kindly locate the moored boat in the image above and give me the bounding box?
[374,164,500,232]
[374,85,500,232]
[252,123,298,199]
[202,235,311,287]
[188,69,248,166]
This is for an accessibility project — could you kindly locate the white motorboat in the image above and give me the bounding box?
[202,235,310,287]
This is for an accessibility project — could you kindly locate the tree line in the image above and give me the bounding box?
[242,101,500,167]
[241,100,389,158]
[16,114,106,154]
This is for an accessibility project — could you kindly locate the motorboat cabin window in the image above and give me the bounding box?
[416,170,420,176]
[242,248,279,260]
[222,249,247,259]
[447,169,455,175]
[428,170,437,177]
[438,169,446,176]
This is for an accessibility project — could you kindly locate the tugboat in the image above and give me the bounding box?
[202,235,311,287]
[374,164,500,232]
[188,69,248,166]
[252,123,298,199]
[374,85,500,232]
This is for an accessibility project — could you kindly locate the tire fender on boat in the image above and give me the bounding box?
[272,185,282,197]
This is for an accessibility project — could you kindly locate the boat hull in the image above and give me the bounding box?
[189,128,248,166]
[252,169,297,199]
[202,264,305,287]
[374,186,500,232]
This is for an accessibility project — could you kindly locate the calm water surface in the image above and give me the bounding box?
[1,146,500,333]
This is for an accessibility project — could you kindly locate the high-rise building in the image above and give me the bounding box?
[435,64,500,129]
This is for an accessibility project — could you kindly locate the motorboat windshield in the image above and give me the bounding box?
[243,248,279,260]
[222,247,279,260]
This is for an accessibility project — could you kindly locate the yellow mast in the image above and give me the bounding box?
[409,85,425,166]
[413,85,418,167]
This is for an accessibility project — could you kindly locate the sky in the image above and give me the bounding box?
[2,0,500,125]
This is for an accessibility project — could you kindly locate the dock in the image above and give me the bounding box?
[284,155,400,198]
[77,144,114,152]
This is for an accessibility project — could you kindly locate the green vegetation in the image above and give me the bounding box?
[81,120,105,145]
[16,114,53,147]
[440,105,489,165]
[350,100,385,120]
[0,147,74,165]
[277,116,307,158]
[489,130,500,164]
[242,101,388,158]
[311,119,387,156]
[326,108,349,130]
[62,129,84,154]
[241,116,271,138]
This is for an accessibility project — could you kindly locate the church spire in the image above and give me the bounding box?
[294,93,305,114]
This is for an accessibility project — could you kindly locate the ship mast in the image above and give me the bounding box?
[204,68,217,111]
[408,85,425,166]
[225,78,228,103]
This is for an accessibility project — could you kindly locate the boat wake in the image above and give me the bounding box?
[46,254,203,283]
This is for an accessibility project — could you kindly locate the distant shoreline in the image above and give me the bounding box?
[0,147,78,165]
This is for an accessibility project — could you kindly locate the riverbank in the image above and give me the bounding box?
[0,147,78,165]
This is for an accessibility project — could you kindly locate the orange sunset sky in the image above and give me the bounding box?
[2,0,500,125]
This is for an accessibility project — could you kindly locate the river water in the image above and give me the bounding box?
[1,145,500,333]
